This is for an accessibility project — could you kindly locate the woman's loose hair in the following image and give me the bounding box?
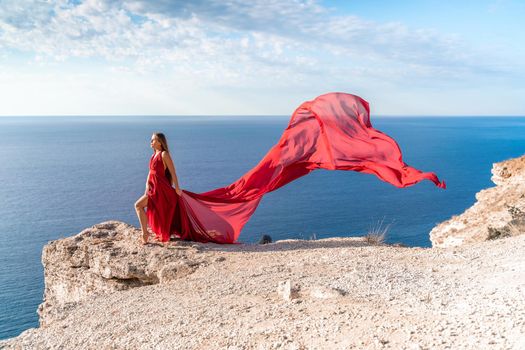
[153,132,173,184]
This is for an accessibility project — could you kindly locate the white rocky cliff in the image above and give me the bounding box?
[430,154,525,247]
[1,220,524,349]
[35,221,208,327]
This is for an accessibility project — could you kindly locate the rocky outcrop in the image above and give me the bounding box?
[2,221,525,349]
[37,221,208,326]
[430,154,525,248]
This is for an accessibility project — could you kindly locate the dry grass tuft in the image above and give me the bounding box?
[365,217,391,245]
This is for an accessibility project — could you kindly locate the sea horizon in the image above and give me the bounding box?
[1,114,525,118]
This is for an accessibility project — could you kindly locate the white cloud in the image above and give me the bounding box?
[0,0,522,115]
[0,0,486,75]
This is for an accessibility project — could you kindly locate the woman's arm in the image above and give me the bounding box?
[145,171,151,193]
[162,151,180,190]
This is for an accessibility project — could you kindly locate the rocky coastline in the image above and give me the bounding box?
[2,155,525,349]
[430,154,525,247]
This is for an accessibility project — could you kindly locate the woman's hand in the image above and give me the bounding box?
[175,187,182,196]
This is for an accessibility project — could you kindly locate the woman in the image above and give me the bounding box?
[134,132,182,245]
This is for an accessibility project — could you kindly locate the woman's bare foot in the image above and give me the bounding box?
[140,231,150,245]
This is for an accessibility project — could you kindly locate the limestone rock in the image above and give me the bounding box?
[37,221,205,326]
[158,260,198,284]
[277,280,300,301]
[430,154,525,247]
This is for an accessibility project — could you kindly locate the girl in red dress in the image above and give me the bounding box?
[134,132,182,245]
[133,93,445,246]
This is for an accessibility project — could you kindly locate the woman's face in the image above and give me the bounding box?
[150,135,161,150]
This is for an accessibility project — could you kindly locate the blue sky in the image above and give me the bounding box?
[0,0,523,116]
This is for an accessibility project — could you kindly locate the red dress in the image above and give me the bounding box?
[146,152,182,242]
[145,92,446,244]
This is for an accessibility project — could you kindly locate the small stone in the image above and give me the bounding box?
[259,234,273,244]
[277,280,299,301]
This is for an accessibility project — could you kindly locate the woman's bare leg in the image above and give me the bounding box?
[134,194,150,244]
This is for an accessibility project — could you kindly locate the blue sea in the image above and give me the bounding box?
[1,115,525,339]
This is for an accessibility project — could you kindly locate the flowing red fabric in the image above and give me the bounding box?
[146,92,445,244]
